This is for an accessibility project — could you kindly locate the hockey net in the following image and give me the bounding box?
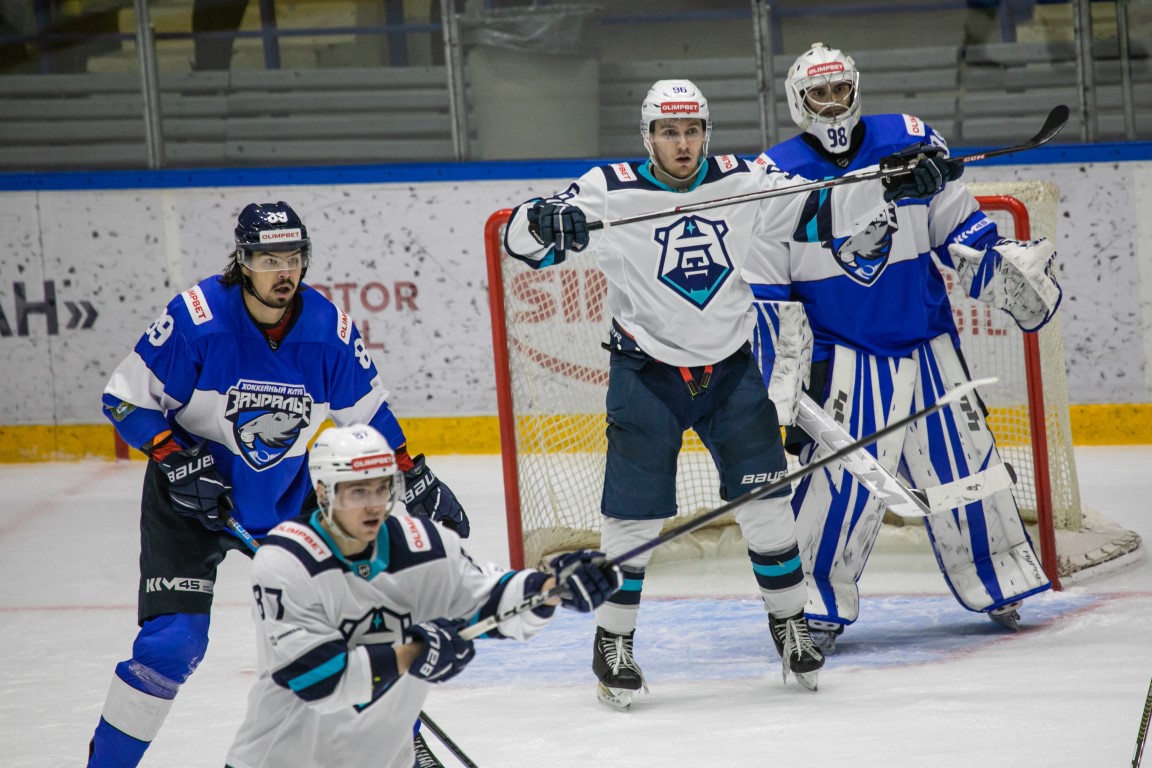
[485,181,1143,585]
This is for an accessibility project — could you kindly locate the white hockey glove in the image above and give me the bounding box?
[948,237,1062,332]
[752,300,812,427]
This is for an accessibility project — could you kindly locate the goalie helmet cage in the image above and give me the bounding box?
[485,181,1143,586]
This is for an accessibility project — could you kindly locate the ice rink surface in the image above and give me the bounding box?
[3,446,1151,767]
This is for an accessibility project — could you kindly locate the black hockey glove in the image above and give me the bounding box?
[402,454,470,538]
[526,200,590,259]
[407,618,476,683]
[879,144,964,202]
[157,442,232,532]
[549,550,623,613]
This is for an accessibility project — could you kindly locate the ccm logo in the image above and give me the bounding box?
[741,471,784,484]
[166,453,214,482]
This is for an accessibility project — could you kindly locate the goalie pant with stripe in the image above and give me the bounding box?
[792,335,1050,624]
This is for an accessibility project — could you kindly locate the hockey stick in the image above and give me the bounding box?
[220,500,261,553]
[219,509,479,767]
[1135,676,1152,768]
[421,712,481,768]
[586,105,1069,232]
[458,377,998,642]
[794,393,1016,517]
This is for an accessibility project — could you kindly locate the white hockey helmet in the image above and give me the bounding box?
[308,425,398,517]
[640,78,712,162]
[785,42,861,154]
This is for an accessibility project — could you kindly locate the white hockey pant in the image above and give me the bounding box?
[595,499,806,635]
[793,335,1049,624]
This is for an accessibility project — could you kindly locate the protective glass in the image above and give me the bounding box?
[334,478,397,510]
[240,249,308,272]
[649,119,706,144]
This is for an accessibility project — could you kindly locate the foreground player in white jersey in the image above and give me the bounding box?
[746,43,1060,649]
[503,79,962,707]
[225,424,621,768]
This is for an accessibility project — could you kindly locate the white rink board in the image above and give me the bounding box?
[0,159,1150,426]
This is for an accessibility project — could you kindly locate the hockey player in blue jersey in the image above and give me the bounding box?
[225,424,621,768]
[88,201,471,768]
[745,43,1062,651]
[503,79,964,708]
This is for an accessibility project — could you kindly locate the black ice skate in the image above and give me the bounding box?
[592,627,648,711]
[769,611,825,692]
[414,732,446,768]
[989,600,1023,630]
[808,619,846,654]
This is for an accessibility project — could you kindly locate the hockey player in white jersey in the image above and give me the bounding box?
[88,202,471,768]
[224,424,621,768]
[745,43,1060,650]
[503,79,964,707]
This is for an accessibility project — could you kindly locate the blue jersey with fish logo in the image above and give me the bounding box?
[103,276,405,535]
[744,114,1003,361]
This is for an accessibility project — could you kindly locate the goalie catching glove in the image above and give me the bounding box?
[527,200,590,260]
[879,144,964,202]
[549,550,623,612]
[402,453,470,538]
[948,237,1062,332]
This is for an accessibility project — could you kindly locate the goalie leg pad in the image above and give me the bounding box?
[905,337,1051,611]
[596,517,662,635]
[793,346,917,624]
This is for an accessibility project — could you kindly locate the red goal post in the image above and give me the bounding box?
[486,182,1142,585]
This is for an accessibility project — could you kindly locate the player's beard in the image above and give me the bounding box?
[250,275,296,310]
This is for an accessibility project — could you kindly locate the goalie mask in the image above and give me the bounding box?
[308,425,399,532]
[786,42,861,155]
[234,201,312,273]
[641,79,711,173]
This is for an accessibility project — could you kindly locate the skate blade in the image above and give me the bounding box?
[596,683,635,712]
[989,609,1021,631]
[793,670,819,692]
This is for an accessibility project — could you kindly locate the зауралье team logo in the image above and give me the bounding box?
[654,214,733,310]
[827,205,899,285]
[225,379,312,470]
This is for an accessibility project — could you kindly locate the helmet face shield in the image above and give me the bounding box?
[331,476,398,511]
[237,248,309,273]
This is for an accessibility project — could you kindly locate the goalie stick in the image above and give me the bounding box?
[586,105,1069,232]
[794,393,1016,517]
[458,377,998,642]
[217,510,480,768]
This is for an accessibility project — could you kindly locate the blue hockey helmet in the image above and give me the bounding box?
[233,201,312,269]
